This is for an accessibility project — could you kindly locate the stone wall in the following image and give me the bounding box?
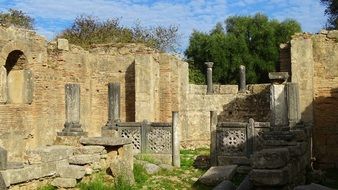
[290,31,338,168]
[0,26,188,161]
[181,84,270,147]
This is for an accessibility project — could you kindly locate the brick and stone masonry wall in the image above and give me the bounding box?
[290,31,338,168]
[0,26,188,161]
[181,84,270,148]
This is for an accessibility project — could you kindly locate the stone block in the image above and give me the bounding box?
[143,162,161,175]
[57,38,69,51]
[79,137,132,146]
[73,146,105,155]
[0,173,7,189]
[198,165,237,186]
[52,177,76,188]
[252,148,289,169]
[0,66,7,104]
[250,168,288,186]
[327,30,338,40]
[1,159,67,186]
[294,183,332,190]
[57,164,85,179]
[110,158,135,185]
[69,154,101,165]
[26,145,73,164]
[212,180,236,190]
[288,142,308,157]
[236,175,254,190]
[0,147,7,170]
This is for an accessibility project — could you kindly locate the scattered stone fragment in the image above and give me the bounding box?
[213,180,236,190]
[199,165,237,186]
[57,164,85,179]
[52,177,76,188]
[144,163,161,175]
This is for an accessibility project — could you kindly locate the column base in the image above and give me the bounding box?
[58,122,87,136]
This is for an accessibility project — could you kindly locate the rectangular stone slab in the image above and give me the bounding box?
[198,165,237,186]
[79,137,131,146]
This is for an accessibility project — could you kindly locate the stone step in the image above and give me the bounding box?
[26,145,73,164]
[212,180,236,190]
[199,165,237,186]
[79,137,132,146]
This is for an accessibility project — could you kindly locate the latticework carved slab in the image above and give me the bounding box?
[217,128,246,156]
[147,127,172,154]
[120,127,141,153]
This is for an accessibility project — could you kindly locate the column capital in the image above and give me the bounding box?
[205,62,214,68]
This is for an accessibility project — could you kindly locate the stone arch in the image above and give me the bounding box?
[0,41,33,104]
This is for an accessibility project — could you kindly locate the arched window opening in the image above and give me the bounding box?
[5,50,27,74]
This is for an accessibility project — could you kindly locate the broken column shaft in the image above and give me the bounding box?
[105,82,121,128]
[205,62,214,94]
[239,65,246,92]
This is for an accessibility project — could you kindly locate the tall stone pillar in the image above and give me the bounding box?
[172,111,180,167]
[210,111,217,166]
[105,83,121,128]
[239,65,246,92]
[58,84,87,136]
[286,83,300,127]
[205,62,214,94]
[0,66,7,104]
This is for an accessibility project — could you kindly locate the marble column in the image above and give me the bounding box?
[239,65,246,92]
[205,62,214,94]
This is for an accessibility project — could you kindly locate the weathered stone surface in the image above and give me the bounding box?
[57,38,69,51]
[327,30,338,40]
[73,146,105,155]
[52,177,76,188]
[26,145,73,164]
[69,154,101,165]
[252,148,289,169]
[79,137,132,146]
[144,163,161,175]
[0,173,7,190]
[0,147,7,170]
[268,72,289,82]
[159,164,174,171]
[250,168,288,186]
[6,162,23,169]
[199,165,237,186]
[236,175,254,190]
[1,159,67,186]
[212,180,236,190]
[270,84,288,127]
[236,166,251,174]
[110,158,135,185]
[294,183,332,190]
[57,164,85,179]
[0,66,7,104]
[239,65,246,92]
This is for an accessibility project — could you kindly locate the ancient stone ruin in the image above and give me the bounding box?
[0,25,337,189]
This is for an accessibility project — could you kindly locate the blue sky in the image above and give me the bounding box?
[0,0,327,52]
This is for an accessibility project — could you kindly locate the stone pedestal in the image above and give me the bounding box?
[286,83,300,127]
[205,62,214,94]
[58,84,87,136]
[270,84,288,127]
[239,65,246,92]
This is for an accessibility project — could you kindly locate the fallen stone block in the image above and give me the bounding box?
[26,145,73,164]
[213,180,236,190]
[57,165,85,179]
[1,159,68,186]
[52,177,76,188]
[159,164,174,171]
[236,175,254,190]
[252,148,289,169]
[69,154,101,165]
[57,38,69,51]
[199,165,237,186]
[73,145,105,155]
[250,168,288,186]
[79,137,131,146]
[144,163,161,175]
[110,158,134,185]
[294,183,333,190]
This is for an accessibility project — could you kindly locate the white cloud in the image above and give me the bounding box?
[0,0,326,51]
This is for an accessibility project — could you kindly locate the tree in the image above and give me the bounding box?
[0,9,34,30]
[185,13,302,84]
[58,15,180,52]
[321,0,338,29]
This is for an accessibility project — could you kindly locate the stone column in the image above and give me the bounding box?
[239,65,246,92]
[205,62,214,94]
[58,84,87,136]
[0,66,7,104]
[286,83,300,127]
[270,84,288,127]
[0,147,7,170]
[172,111,180,167]
[210,111,218,166]
[105,83,121,128]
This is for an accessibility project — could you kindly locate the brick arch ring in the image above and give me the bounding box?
[0,40,33,67]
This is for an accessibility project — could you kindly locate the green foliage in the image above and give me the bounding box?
[37,184,56,190]
[0,9,34,29]
[57,15,179,52]
[321,0,338,29]
[133,163,149,184]
[185,13,302,84]
[78,177,114,190]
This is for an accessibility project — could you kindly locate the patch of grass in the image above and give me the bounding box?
[134,154,158,164]
[78,177,114,190]
[37,184,56,190]
[133,163,149,183]
[113,176,133,190]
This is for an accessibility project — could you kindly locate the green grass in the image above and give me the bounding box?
[133,163,149,184]
[37,184,56,190]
